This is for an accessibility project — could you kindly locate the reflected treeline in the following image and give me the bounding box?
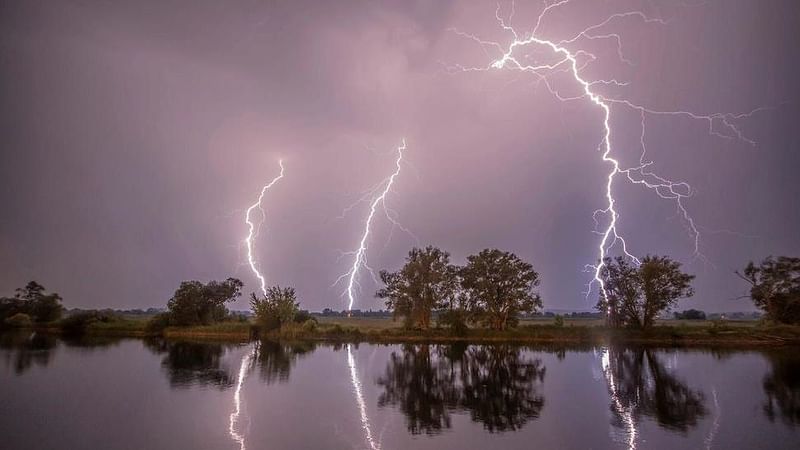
[250,340,316,384]
[142,339,316,389]
[0,330,123,375]
[377,343,546,434]
[144,339,237,389]
[603,347,706,433]
[0,330,57,375]
[762,351,800,426]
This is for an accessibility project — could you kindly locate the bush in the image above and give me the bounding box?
[251,286,299,332]
[293,310,315,324]
[60,312,102,336]
[4,313,32,328]
[146,312,172,334]
[554,315,565,328]
[301,319,318,333]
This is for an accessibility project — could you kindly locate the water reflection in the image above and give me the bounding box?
[348,344,380,450]
[762,351,800,426]
[230,352,253,450]
[0,330,57,374]
[144,339,236,389]
[601,347,707,448]
[250,340,315,384]
[377,344,546,434]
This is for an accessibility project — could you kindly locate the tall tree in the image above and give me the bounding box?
[166,278,243,326]
[597,255,695,328]
[1,281,63,323]
[738,256,800,324]
[460,249,542,330]
[376,246,459,329]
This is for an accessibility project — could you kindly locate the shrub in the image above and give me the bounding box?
[301,319,318,333]
[146,312,172,334]
[438,309,469,335]
[554,315,565,328]
[60,311,101,336]
[293,310,315,324]
[4,313,32,328]
[250,286,299,332]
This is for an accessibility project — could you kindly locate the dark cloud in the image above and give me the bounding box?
[1,0,798,312]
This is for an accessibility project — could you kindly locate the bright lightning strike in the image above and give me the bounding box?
[335,140,407,312]
[451,1,764,304]
[244,160,285,296]
[229,351,253,450]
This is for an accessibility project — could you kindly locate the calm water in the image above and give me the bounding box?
[1,332,798,450]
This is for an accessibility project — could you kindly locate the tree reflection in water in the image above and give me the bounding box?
[377,343,545,434]
[762,351,800,426]
[0,330,57,375]
[144,339,236,389]
[602,347,707,449]
[250,340,316,384]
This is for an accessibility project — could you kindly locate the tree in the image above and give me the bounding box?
[674,309,706,320]
[376,246,459,329]
[250,286,299,331]
[166,278,243,326]
[597,256,695,329]
[738,256,800,324]
[460,249,542,330]
[0,281,63,323]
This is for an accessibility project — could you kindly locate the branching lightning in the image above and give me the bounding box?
[450,1,765,304]
[335,140,407,312]
[244,160,285,296]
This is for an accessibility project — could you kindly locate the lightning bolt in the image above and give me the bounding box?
[229,351,253,450]
[244,160,285,296]
[347,344,380,450]
[450,1,765,304]
[335,140,407,312]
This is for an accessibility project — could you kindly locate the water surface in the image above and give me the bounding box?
[1,331,798,449]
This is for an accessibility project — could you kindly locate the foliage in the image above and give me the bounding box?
[293,309,315,324]
[437,308,469,335]
[738,256,800,324]
[250,286,299,332]
[4,313,32,328]
[674,309,706,320]
[460,249,542,330]
[0,281,63,323]
[166,278,243,326]
[553,315,565,327]
[146,312,172,333]
[597,256,695,329]
[377,246,459,329]
[60,310,118,336]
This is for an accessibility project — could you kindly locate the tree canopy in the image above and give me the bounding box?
[0,281,63,324]
[166,278,243,326]
[250,285,300,331]
[597,255,695,329]
[376,246,459,329]
[738,256,800,324]
[460,249,542,330]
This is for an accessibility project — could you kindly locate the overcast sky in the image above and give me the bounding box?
[1,0,798,312]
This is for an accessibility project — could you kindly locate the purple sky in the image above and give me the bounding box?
[1,0,798,312]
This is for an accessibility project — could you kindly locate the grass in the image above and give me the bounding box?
[21,315,800,347]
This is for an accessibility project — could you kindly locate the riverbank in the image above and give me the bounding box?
[14,316,800,347]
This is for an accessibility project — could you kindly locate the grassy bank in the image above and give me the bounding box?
[18,316,800,347]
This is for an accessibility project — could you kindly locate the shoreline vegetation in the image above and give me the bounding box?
[13,316,800,347]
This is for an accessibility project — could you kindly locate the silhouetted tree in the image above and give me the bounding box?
[377,246,459,329]
[250,286,299,331]
[166,278,243,326]
[738,256,800,324]
[0,281,63,323]
[597,256,694,329]
[460,249,542,330]
[673,309,706,320]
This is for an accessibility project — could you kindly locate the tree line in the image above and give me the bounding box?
[1,254,798,330]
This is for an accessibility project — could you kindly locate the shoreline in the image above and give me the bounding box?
[12,319,800,348]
